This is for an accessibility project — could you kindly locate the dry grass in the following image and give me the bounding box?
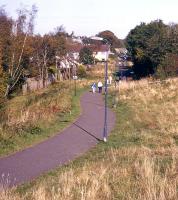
[0,79,93,156]
[2,77,178,199]
[115,78,178,148]
[0,79,94,136]
[1,148,178,199]
[88,59,115,79]
[0,82,72,132]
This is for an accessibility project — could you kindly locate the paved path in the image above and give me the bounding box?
[0,92,115,187]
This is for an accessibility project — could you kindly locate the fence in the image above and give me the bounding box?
[22,77,53,94]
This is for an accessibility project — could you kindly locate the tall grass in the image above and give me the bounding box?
[116,78,178,148]
[1,148,178,199]
[2,78,178,199]
[0,79,97,156]
[0,82,71,132]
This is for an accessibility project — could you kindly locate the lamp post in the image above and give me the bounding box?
[103,43,110,142]
[103,56,108,142]
[73,73,77,96]
[74,76,77,96]
[72,62,77,96]
[72,75,78,96]
[90,36,110,142]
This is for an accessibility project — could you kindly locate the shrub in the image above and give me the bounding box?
[79,47,94,65]
[77,65,87,78]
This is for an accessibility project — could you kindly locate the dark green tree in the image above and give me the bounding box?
[126,20,171,77]
[79,47,94,65]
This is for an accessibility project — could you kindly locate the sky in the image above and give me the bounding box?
[1,0,178,39]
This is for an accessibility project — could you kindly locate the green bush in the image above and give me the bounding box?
[77,65,87,78]
[29,126,42,135]
[48,66,57,74]
[79,47,94,65]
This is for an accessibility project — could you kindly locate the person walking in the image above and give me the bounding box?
[98,81,103,93]
[91,82,96,93]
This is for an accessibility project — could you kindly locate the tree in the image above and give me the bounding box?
[79,47,94,65]
[0,7,12,99]
[4,5,37,96]
[30,27,68,83]
[53,27,67,57]
[97,30,124,51]
[126,20,173,78]
[0,53,7,103]
[156,53,178,79]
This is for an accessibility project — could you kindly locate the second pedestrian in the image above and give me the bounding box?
[98,81,103,93]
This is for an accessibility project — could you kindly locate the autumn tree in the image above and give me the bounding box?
[53,26,68,58]
[0,52,6,103]
[0,7,12,100]
[4,5,37,96]
[97,30,124,51]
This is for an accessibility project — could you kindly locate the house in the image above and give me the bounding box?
[92,45,110,62]
[67,44,83,61]
[67,43,110,62]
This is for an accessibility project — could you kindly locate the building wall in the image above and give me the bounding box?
[94,51,107,61]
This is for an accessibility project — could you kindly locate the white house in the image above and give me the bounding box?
[67,44,110,63]
[92,45,110,62]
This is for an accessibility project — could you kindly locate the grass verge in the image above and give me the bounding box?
[2,78,178,199]
[0,81,86,157]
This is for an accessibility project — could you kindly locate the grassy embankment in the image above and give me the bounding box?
[0,61,114,157]
[2,62,178,199]
[0,60,114,157]
[0,78,97,157]
[2,77,178,199]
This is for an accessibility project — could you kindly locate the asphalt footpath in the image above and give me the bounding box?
[0,91,116,187]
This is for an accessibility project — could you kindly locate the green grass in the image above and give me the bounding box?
[16,92,136,194]
[2,78,178,199]
[14,79,178,200]
[0,85,86,157]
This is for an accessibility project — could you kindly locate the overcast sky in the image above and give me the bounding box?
[1,0,178,39]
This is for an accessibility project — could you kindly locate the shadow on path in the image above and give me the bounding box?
[0,92,115,187]
[73,122,102,142]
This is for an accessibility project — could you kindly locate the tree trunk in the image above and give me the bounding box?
[4,84,10,97]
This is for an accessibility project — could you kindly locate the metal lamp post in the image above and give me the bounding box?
[103,43,109,142]
[73,75,77,96]
[90,36,110,142]
[73,76,77,96]
[73,64,77,96]
[103,57,108,142]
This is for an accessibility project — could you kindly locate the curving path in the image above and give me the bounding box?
[0,92,115,187]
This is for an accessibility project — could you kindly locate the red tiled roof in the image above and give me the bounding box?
[67,44,109,53]
[67,44,83,52]
[88,44,109,52]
